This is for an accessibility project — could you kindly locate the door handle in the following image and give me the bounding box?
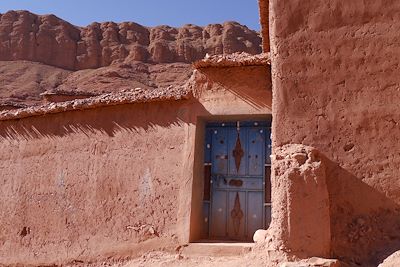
[229,179,243,187]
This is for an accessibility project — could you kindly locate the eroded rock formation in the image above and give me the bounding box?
[0,60,193,106]
[0,10,261,70]
[0,10,262,106]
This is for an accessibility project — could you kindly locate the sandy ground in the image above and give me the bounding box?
[62,251,268,267]
[120,251,271,267]
[123,252,245,267]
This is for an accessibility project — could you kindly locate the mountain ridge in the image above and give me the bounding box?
[0,10,262,70]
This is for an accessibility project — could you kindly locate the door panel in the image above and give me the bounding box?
[211,128,228,175]
[265,166,271,203]
[228,129,247,176]
[265,128,272,165]
[265,205,272,228]
[210,190,227,238]
[248,128,265,176]
[227,191,246,240]
[202,202,210,237]
[204,128,213,164]
[247,191,263,239]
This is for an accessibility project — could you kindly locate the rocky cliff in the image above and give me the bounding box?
[0,10,261,70]
[0,10,262,106]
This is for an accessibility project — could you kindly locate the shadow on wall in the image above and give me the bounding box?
[324,157,400,266]
[0,100,210,141]
[0,99,214,265]
[196,65,272,111]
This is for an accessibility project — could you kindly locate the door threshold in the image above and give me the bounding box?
[192,239,254,245]
[182,241,254,257]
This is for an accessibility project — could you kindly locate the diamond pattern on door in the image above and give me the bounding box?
[205,121,271,241]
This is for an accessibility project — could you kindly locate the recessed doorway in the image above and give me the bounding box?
[201,120,272,241]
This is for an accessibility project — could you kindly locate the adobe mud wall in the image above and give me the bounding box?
[0,65,271,266]
[193,65,272,114]
[258,0,269,52]
[268,0,400,265]
[0,101,191,266]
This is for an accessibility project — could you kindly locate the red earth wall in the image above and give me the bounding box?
[268,0,400,265]
[0,102,189,265]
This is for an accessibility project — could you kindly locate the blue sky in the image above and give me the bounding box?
[0,0,260,30]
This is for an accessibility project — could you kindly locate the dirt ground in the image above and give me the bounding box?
[89,250,344,267]
[62,244,276,267]
[61,252,268,267]
[122,252,250,267]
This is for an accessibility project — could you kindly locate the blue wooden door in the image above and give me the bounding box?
[204,121,270,241]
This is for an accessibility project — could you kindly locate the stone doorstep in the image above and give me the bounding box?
[280,257,341,267]
[181,242,254,257]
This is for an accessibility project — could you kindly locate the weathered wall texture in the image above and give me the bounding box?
[268,145,331,259]
[258,0,269,52]
[0,102,189,265]
[0,65,271,265]
[194,65,272,114]
[269,0,400,265]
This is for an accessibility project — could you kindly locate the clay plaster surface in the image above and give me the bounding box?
[267,145,331,258]
[258,0,270,52]
[0,102,188,265]
[193,52,270,69]
[269,0,400,265]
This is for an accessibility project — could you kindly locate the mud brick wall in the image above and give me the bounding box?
[268,0,400,265]
[0,102,190,265]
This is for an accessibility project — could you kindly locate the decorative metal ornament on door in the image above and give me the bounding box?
[203,120,272,241]
[231,192,244,236]
[232,133,244,173]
